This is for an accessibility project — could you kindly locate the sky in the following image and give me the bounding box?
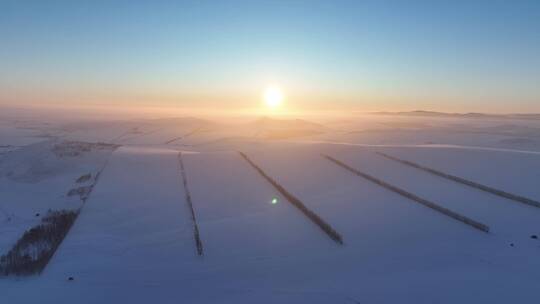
[1,0,539,114]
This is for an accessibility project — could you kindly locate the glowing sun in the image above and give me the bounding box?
[263,86,283,108]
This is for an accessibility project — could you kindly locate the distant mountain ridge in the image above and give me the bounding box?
[371,110,540,120]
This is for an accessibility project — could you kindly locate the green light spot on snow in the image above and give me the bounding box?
[271,197,279,205]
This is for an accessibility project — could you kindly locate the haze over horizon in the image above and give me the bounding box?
[1,0,539,115]
[3,3,540,302]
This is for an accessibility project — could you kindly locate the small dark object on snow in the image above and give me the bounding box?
[68,277,74,281]
[35,213,40,217]
[76,173,92,183]
[510,243,514,247]
[67,186,91,198]
[531,235,538,239]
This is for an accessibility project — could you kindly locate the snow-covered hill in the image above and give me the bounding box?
[1,113,540,303]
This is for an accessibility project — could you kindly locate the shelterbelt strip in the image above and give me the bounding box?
[178,153,204,256]
[322,154,490,233]
[376,152,540,209]
[25,152,114,275]
[239,152,344,245]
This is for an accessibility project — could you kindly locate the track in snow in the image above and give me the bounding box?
[164,127,203,145]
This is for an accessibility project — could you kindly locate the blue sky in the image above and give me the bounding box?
[1,0,539,112]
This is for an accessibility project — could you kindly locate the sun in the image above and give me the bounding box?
[263,86,283,108]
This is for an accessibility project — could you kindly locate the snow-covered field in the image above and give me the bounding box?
[1,112,540,303]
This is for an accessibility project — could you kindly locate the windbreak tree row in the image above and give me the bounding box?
[1,157,110,276]
[323,154,490,233]
[376,152,540,209]
[178,153,204,256]
[0,210,78,275]
[239,152,344,245]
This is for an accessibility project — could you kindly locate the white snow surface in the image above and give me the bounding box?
[1,114,540,303]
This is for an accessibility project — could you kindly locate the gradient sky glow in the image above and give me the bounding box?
[1,0,539,113]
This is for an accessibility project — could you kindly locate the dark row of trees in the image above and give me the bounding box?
[178,153,204,256]
[0,210,78,276]
[1,150,110,276]
[239,152,344,244]
[67,186,91,199]
[323,154,490,233]
[53,141,119,157]
[376,151,540,209]
[76,173,92,183]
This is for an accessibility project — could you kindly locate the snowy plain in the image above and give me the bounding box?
[1,111,540,303]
